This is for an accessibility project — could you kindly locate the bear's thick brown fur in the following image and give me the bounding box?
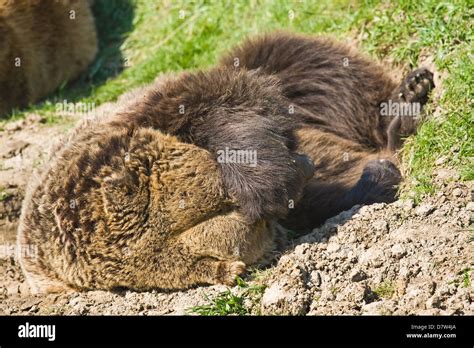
[0,0,97,117]
[18,83,284,293]
[18,32,434,293]
[219,32,433,229]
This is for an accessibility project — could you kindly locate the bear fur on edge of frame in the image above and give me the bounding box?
[0,0,97,116]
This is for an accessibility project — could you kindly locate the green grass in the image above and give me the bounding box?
[188,289,248,316]
[0,188,12,202]
[373,281,396,299]
[1,0,472,199]
[461,268,471,288]
[187,277,266,316]
[448,267,472,288]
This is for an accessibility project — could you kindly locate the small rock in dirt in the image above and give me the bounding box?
[308,271,322,287]
[390,244,407,259]
[435,169,460,181]
[326,242,341,253]
[360,246,384,268]
[6,284,19,295]
[372,220,389,232]
[260,282,309,315]
[403,199,415,210]
[435,156,447,166]
[398,265,411,279]
[4,120,24,132]
[20,299,40,311]
[28,305,39,313]
[452,188,462,197]
[418,308,441,315]
[1,140,29,159]
[361,301,385,315]
[396,278,408,296]
[293,243,310,259]
[426,295,442,309]
[450,145,460,153]
[19,282,30,295]
[466,202,474,212]
[69,297,89,314]
[415,203,435,217]
[350,269,367,282]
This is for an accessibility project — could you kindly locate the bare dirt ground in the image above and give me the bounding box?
[261,182,473,315]
[0,112,472,316]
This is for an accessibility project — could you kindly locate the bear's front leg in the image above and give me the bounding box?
[203,120,315,223]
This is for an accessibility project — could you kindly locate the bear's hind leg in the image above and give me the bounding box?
[283,128,402,231]
[341,158,402,208]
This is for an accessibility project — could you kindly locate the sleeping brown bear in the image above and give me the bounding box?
[18,32,434,293]
[219,32,434,230]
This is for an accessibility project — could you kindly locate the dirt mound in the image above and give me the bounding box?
[260,182,473,315]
